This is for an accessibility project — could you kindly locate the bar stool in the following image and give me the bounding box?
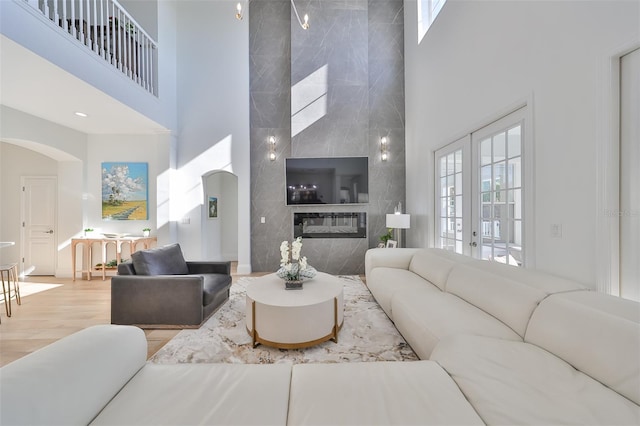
[0,263,21,318]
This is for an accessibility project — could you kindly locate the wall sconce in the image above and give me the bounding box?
[235,2,243,20]
[380,136,389,161]
[268,136,276,161]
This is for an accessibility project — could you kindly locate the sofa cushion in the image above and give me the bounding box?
[90,363,292,426]
[367,267,439,319]
[0,325,146,426]
[525,291,640,406]
[392,288,521,359]
[201,273,232,306]
[131,243,189,276]
[431,334,640,425]
[463,259,587,293]
[288,361,484,425]
[408,248,471,291]
[445,262,548,337]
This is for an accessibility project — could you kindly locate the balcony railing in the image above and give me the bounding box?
[24,0,158,96]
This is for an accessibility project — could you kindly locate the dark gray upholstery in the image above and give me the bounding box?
[111,245,232,328]
[130,243,189,275]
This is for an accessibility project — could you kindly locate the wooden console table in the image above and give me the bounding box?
[71,236,156,281]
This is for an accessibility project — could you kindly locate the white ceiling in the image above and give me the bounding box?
[0,35,168,135]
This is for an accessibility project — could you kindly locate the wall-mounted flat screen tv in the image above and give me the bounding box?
[285,157,369,205]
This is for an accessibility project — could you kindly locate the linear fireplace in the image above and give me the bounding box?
[294,212,366,239]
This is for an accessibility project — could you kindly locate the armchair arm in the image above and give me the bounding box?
[111,275,205,326]
[187,261,231,275]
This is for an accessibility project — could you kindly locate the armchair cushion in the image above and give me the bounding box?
[131,243,189,276]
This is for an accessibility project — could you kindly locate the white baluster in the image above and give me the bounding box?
[106,0,112,64]
[78,0,84,45]
[70,0,76,39]
[52,0,59,22]
[61,0,67,32]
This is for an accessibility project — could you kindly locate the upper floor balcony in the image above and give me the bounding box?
[21,0,158,96]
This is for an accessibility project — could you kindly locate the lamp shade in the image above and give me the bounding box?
[386,213,410,229]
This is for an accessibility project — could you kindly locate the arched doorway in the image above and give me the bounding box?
[202,171,238,262]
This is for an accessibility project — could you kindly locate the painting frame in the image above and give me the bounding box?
[208,196,218,219]
[386,240,397,248]
[101,162,149,220]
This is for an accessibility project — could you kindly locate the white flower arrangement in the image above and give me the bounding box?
[276,237,317,282]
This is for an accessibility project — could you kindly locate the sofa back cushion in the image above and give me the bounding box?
[131,243,189,275]
[445,263,548,337]
[461,259,586,293]
[408,249,471,291]
[0,325,146,426]
[525,291,640,405]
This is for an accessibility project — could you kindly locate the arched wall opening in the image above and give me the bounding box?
[202,170,238,262]
[0,139,83,277]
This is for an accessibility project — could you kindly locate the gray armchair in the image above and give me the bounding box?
[111,243,232,328]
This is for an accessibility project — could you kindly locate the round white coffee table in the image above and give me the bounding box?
[245,272,344,349]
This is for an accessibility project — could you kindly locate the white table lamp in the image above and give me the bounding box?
[386,213,410,248]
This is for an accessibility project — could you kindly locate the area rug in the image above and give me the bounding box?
[149,275,418,364]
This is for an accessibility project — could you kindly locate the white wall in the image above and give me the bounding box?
[174,1,251,271]
[404,0,640,286]
[86,134,169,238]
[0,107,171,276]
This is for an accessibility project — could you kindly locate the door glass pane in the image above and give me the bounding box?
[440,177,447,196]
[494,161,506,192]
[508,126,521,158]
[440,157,447,176]
[481,138,492,165]
[513,189,522,219]
[493,132,506,162]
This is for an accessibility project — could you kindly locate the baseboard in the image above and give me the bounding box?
[236,263,252,275]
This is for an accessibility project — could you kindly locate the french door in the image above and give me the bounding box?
[435,107,527,266]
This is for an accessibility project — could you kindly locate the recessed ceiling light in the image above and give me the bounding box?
[74,112,88,118]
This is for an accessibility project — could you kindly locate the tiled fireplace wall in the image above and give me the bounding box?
[249,0,405,274]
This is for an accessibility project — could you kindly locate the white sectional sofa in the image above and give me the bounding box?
[365,247,640,425]
[0,324,484,425]
[1,247,638,425]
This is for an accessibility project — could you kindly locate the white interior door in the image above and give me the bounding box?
[21,176,57,275]
[619,48,640,301]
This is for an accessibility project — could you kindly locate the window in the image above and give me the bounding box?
[418,0,447,43]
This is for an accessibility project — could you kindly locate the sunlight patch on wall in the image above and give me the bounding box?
[171,135,233,221]
[157,167,172,227]
[291,65,328,137]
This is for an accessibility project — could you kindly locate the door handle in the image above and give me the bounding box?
[469,241,477,247]
[44,230,54,234]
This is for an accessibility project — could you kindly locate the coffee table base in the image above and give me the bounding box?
[247,297,343,349]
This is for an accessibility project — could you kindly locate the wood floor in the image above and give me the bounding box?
[0,265,259,367]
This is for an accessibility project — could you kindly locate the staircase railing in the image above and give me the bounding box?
[24,0,158,96]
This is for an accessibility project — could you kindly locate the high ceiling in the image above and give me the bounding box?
[0,35,168,135]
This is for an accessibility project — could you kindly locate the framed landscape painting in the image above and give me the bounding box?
[102,162,149,220]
